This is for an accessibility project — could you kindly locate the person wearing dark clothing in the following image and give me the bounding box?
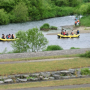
[76,30,79,34]
[2,34,5,39]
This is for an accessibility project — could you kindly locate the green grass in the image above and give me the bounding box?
[0,57,90,75]
[0,54,78,62]
[0,78,90,90]
[80,16,90,27]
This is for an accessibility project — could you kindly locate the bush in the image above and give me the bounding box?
[50,26,57,30]
[40,23,57,30]
[80,51,90,58]
[70,47,80,49]
[81,68,90,75]
[45,45,63,51]
[40,23,50,30]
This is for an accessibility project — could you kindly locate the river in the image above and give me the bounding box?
[0,15,90,53]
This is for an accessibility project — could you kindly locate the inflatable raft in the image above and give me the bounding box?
[0,38,18,41]
[57,34,80,38]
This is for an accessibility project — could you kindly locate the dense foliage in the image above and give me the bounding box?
[11,28,48,53]
[0,0,90,25]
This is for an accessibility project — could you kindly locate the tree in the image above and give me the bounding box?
[12,28,48,53]
[0,9,10,25]
[10,1,28,23]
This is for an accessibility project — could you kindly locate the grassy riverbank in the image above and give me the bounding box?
[0,57,90,75]
[0,53,90,89]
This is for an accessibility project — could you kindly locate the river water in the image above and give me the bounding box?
[0,15,90,53]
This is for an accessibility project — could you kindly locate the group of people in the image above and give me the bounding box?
[75,18,80,26]
[61,29,79,35]
[61,29,69,35]
[2,34,14,39]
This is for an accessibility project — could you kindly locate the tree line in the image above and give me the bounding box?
[0,0,90,25]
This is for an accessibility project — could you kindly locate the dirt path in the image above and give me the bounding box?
[0,57,77,64]
[8,84,90,90]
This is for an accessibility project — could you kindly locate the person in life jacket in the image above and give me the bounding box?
[11,34,14,39]
[2,34,5,39]
[77,20,80,26]
[71,30,74,35]
[75,21,77,26]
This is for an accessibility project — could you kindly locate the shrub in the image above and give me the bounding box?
[70,47,80,49]
[50,26,57,30]
[81,68,90,75]
[40,23,50,30]
[80,51,90,58]
[45,45,63,51]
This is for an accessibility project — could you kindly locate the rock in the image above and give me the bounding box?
[2,76,8,80]
[53,75,60,79]
[15,75,21,78]
[51,71,61,75]
[40,72,51,78]
[43,78,49,80]
[17,78,27,82]
[28,78,39,81]
[39,76,44,80]
[49,77,55,80]
[4,79,13,83]
[0,81,4,84]
[23,75,29,78]
[8,75,15,79]
[60,71,71,76]
[70,75,76,78]
[68,69,75,74]
[30,73,40,77]
[77,70,81,76]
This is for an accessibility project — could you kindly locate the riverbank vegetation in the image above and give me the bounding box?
[44,45,63,51]
[40,23,57,30]
[0,0,90,25]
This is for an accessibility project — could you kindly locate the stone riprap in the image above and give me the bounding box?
[0,68,90,84]
[0,48,90,59]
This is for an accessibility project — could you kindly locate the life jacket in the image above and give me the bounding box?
[75,21,77,24]
[63,32,65,35]
[77,20,79,22]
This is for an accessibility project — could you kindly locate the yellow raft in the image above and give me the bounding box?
[57,34,80,38]
[0,38,18,41]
